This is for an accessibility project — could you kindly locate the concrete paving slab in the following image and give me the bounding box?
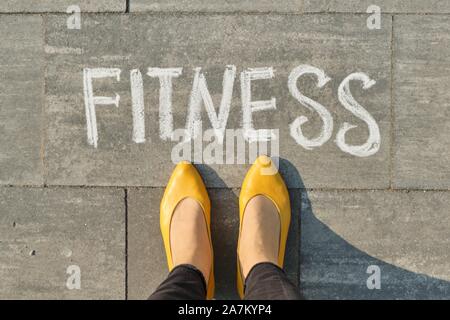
[127,187,299,299]
[300,190,450,299]
[130,0,304,12]
[45,14,391,189]
[0,0,126,13]
[303,0,450,13]
[393,16,450,189]
[130,0,450,13]
[0,187,125,299]
[127,188,165,300]
[0,15,44,186]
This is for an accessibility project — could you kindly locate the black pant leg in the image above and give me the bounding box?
[148,264,207,300]
[243,262,301,300]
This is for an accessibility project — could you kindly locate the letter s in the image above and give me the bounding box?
[336,72,380,157]
[288,65,333,150]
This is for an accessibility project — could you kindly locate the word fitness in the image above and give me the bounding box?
[83,64,381,157]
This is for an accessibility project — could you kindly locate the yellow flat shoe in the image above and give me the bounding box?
[237,155,291,298]
[160,161,215,299]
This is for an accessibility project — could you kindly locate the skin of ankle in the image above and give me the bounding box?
[170,198,212,283]
[238,195,280,278]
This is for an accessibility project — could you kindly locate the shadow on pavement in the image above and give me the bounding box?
[280,158,450,300]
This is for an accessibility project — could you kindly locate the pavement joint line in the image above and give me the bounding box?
[389,14,396,190]
[2,11,450,16]
[41,13,49,187]
[122,11,450,16]
[124,188,129,300]
[1,185,450,192]
[297,191,302,288]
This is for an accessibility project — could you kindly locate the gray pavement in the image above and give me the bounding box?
[0,1,449,299]
[0,187,125,299]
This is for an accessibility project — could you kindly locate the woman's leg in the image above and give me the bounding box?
[148,264,206,300]
[149,198,212,300]
[238,195,301,300]
[243,262,301,300]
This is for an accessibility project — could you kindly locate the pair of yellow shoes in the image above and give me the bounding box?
[160,155,291,299]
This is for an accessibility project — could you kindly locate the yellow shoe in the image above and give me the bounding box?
[237,155,291,298]
[160,161,215,299]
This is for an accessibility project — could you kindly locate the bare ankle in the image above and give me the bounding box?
[238,195,280,278]
[170,198,212,283]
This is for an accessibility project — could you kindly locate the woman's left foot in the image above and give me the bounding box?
[237,195,280,278]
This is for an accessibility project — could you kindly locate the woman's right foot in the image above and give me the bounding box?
[170,197,212,283]
[160,161,215,299]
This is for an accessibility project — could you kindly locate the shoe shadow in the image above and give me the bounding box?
[278,158,450,300]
